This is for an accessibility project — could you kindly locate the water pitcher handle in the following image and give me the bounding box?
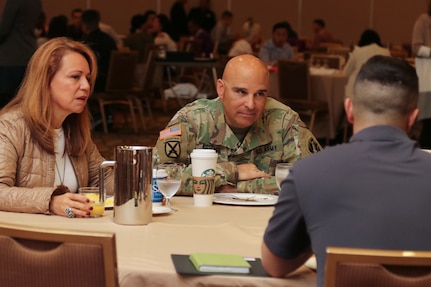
[99,160,115,202]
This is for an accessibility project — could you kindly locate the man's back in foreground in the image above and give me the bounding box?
[262,55,431,287]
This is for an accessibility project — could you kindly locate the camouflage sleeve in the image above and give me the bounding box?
[296,125,322,157]
[236,177,279,195]
[154,113,239,196]
[287,111,322,158]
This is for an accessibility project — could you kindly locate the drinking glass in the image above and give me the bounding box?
[275,163,293,190]
[79,187,105,217]
[155,163,184,209]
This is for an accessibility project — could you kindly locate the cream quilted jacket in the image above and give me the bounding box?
[0,110,113,214]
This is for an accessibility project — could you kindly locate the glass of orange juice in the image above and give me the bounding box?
[79,187,105,217]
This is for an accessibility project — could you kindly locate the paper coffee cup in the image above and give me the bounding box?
[190,149,218,207]
[190,149,218,176]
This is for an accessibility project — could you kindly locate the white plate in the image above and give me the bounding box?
[304,256,317,271]
[213,193,278,206]
[152,206,173,215]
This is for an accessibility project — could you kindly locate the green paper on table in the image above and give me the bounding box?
[189,252,251,274]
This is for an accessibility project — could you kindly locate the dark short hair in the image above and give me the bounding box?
[358,29,382,47]
[82,9,100,30]
[48,15,68,38]
[71,8,83,15]
[221,10,233,18]
[130,14,146,33]
[356,55,418,91]
[313,19,325,28]
[354,55,418,116]
[272,21,289,33]
[143,10,156,23]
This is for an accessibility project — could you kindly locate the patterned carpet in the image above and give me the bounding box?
[92,100,177,160]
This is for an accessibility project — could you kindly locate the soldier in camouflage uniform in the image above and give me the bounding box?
[155,54,321,195]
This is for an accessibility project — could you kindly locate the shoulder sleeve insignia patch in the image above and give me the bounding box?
[164,140,181,158]
[308,138,321,153]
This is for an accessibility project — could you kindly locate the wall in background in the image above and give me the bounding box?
[0,0,427,46]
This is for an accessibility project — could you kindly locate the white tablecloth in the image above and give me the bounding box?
[0,196,316,287]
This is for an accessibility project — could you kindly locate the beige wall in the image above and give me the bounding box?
[0,0,427,46]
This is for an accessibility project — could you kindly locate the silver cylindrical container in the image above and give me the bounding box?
[100,146,153,225]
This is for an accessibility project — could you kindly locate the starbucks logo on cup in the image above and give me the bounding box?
[193,176,215,195]
[201,169,215,177]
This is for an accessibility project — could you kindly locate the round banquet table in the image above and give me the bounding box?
[0,196,316,287]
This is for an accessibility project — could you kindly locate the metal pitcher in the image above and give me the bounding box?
[100,146,153,225]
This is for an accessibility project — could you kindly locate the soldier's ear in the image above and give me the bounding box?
[217,79,225,99]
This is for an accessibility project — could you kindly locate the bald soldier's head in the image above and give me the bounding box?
[345,55,419,134]
[217,55,269,129]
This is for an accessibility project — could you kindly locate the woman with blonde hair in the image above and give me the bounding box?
[0,37,113,217]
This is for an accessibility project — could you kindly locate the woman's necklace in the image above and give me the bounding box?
[55,155,66,188]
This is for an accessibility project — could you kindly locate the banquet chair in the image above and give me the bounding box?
[0,222,118,287]
[92,50,146,134]
[178,37,203,57]
[277,60,329,137]
[325,247,431,287]
[136,45,159,119]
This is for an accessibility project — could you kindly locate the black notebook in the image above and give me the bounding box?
[171,254,269,277]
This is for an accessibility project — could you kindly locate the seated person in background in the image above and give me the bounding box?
[242,17,263,53]
[227,17,261,57]
[309,18,335,50]
[284,21,306,52]
[0,37,113,217]
[47,15,69,39]
[142,10,157,34]
[259,21,295,65]
[66,8,84,41]
[154,54,321,195]
[149,14,178,52]
[170,0,189,41]
[188,0,216,34]
[211,10,236,55]
[123,14,154,64]
[261,55,431,287]
[81,9,118,93]
[228,38,253,57]
[343,29,390,99]
[187,16,214,57]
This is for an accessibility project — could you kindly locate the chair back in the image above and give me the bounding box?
[141,46,158,91]
[105,50,138,92]
[0,222,118,287]
[325,247,431,287]
[310,54,343,69]
[178,37,202,57]
[277,60,310,101]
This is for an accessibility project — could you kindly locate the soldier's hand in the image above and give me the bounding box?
[216,184,238,193]
[237,164,271,181]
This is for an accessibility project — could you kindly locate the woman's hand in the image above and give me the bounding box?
[49,193,93,218]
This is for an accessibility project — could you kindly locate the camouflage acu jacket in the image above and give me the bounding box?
[155,97,321,195]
